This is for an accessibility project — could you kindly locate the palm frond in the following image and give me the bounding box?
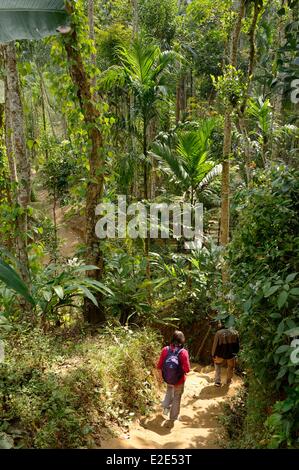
[195,161,215,184]
[98,65,126,91]
[151,141,189,188]
[197,164,222,190]
[176,119,215,181]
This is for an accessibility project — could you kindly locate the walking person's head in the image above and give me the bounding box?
[171,330,185,347]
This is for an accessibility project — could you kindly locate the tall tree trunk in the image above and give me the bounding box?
[143,119,148,200]
[3,42,32,317]
[4,43,31,286]
[88,0,95,46]
[142,118,151,282]
[130,0,139,197]
[220,0,245,249]
[149,119,157,199]
[3,74,17,189]
[0,102,13,251]
[63,1,106,325]
[238,0,263,185]
[0,103,6,203]
[39,75,49,161]
[180,76,186,118]
[175,74,186,124]
[220,117,232,247]
[272,3,286,159]
[175,82,181,124]
[132,0,139,37]
[38,70,58,141]
[88,0,96,89]
[52,186,58,263]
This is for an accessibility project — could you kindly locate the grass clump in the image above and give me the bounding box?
[0,324,161,448]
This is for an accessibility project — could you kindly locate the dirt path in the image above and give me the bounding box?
[34,189,84,258]
[101,364,242,449]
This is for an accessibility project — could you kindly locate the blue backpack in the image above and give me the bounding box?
[162,346,184,385]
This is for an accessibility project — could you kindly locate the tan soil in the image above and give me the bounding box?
[101,364,242,449]
[34,189,84,258]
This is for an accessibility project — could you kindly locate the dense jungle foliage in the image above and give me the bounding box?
[0,0,298,449]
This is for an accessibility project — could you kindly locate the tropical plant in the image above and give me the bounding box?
[228,165,299,447]
[0,257,34,305]
[138,0,178,47]
[103,252,151,325]
[100,38,177,198]
[32,261,113,323]
[247,96,273,165]
[152,242,222,325]
[152,119,220,204]
[0,256,114,325]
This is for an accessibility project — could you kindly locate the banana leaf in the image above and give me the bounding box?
[0,258,35,305]
[0,0,68,43]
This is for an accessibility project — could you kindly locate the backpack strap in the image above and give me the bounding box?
[166,345,184,356]
[174,346,184,355]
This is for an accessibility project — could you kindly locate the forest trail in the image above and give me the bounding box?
[101,364,242,449]
[34,189,84,258]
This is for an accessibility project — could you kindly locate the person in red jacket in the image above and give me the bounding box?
[157,330,190,423]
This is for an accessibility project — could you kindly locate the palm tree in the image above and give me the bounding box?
[220,0,246,252]
[100,39,176,274]
[152,119,221,205]
[100,39,176,199]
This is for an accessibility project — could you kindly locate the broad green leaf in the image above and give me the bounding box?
[264,284,280,298]
[290,288,299,296]
[270,312,281,319]
[72,265,100,273]
[277,367,287,380]
[285,327,299,337]
[81,279,114,296]
[53,286,64,300]
[0,259,35,305]
[275,345,290,354]
[78,286,98,307]
[0,1,68,43]
[286,273,297,283]
[277,290,288,309]
[153,278,169,290]
[262,281,271,295]
[42,290,52,302]
[276,320,285,337]
[286,319,296,329]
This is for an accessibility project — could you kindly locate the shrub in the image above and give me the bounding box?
[228,165,299,448]
[0,325,161,448]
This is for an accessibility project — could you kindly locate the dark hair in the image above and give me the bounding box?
[171,330,185,347]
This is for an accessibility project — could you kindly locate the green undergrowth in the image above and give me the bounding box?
[0,325,161,448]
[221,379,274,448]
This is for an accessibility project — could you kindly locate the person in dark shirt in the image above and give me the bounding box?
[212,322,240,387]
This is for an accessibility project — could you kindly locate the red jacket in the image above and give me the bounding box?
[157,345,190,385]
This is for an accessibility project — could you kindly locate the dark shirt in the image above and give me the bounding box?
[212,328,240,360]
